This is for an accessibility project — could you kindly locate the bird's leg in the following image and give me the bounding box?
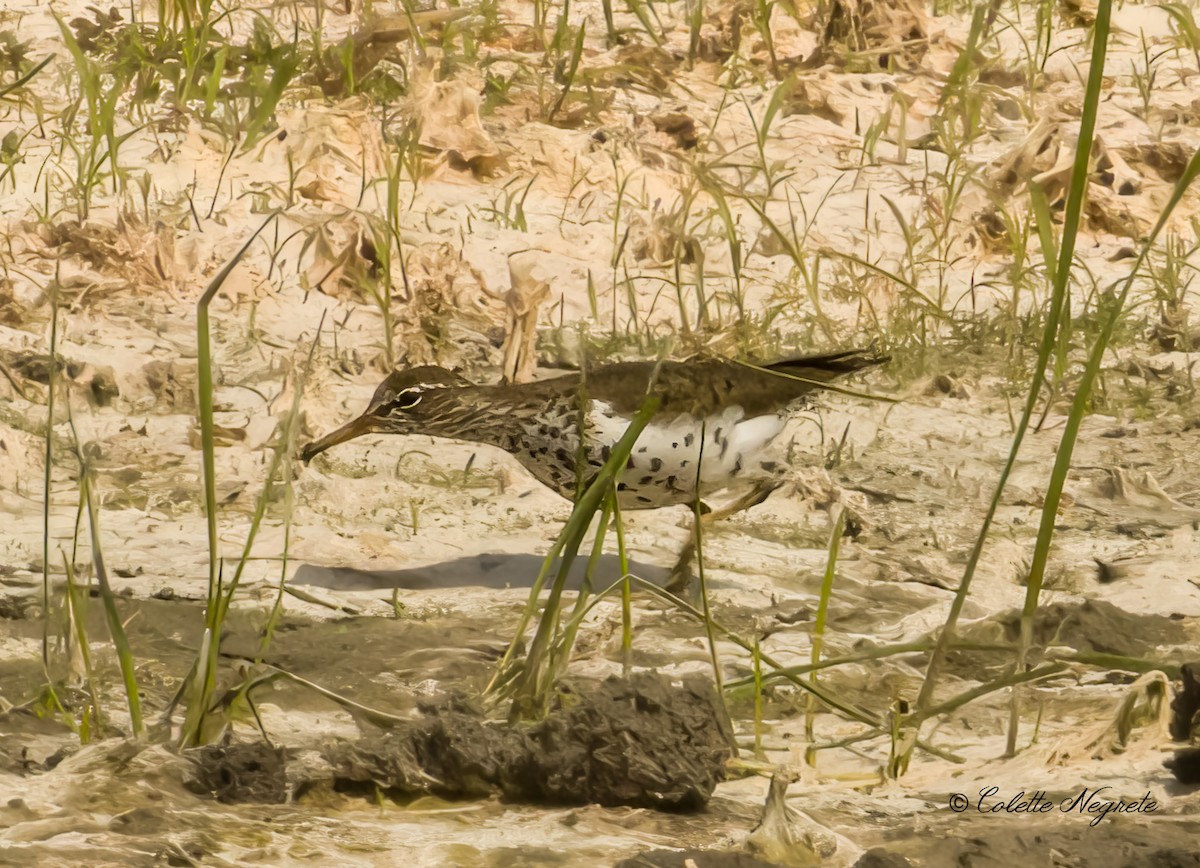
[665,480,782,593]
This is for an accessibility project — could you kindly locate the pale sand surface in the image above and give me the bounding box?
[1,0,1199,864]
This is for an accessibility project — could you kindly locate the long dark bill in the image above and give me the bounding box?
[300,413,378,463]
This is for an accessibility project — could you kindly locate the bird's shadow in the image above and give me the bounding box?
[291,553,673,592]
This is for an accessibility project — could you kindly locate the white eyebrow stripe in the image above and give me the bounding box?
[401,383,447,393]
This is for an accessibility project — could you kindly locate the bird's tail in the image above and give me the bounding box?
[765,346,890,385]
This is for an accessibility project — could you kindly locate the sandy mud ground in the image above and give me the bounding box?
[2,0,1200,864]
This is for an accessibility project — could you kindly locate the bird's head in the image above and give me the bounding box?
[300,366,472,462]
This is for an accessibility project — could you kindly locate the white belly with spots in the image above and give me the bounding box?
[586,401,788,508]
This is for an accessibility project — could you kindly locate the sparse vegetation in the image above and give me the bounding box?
[2,0,1198,861]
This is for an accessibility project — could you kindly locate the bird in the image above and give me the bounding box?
[300,349,888,512]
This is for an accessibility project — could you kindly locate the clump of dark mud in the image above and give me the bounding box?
[323,672,732,810]
[849,821,1200,868]
[322,701,526,802]
[1170,661,1200,741]
[1003,600,1187,658]
[948,599,1190,683]
[181,673,731,810]
[1166,661,1200,785]
[184,741,289,804]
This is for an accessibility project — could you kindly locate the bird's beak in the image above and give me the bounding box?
[300,413,379,463]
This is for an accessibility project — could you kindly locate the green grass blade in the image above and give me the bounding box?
[1007,143,1200,754]
[70,423,144,737]
[805,508,845,740]
[548,22,586,122]
[0,53,54,100]
[915,0,1113,730]
[180,214,278,747]
[500,395,662,719]
[41,274,60,675]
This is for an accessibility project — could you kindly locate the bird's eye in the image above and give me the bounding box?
[394,389,422,410]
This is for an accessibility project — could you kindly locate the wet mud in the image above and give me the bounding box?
[320,673,731,809]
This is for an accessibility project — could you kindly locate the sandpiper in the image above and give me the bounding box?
[301,349,888,509]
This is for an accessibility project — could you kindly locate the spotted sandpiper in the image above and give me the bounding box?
[301,349,888,509]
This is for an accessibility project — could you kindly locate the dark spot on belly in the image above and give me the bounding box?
[684,432,694,447]
[637,495,652,504]
[555,448,575,471]
[626,456,636,470]
[549,427,561,438]
[761,460,780,472]
[649,457,663,472]
[617,482,628,491]
[639,475,653,485]
[681,459,690,467]
[601,445,612,461]
[672,442,678,448]
[733,456,742,474]
[637,446,648,453]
